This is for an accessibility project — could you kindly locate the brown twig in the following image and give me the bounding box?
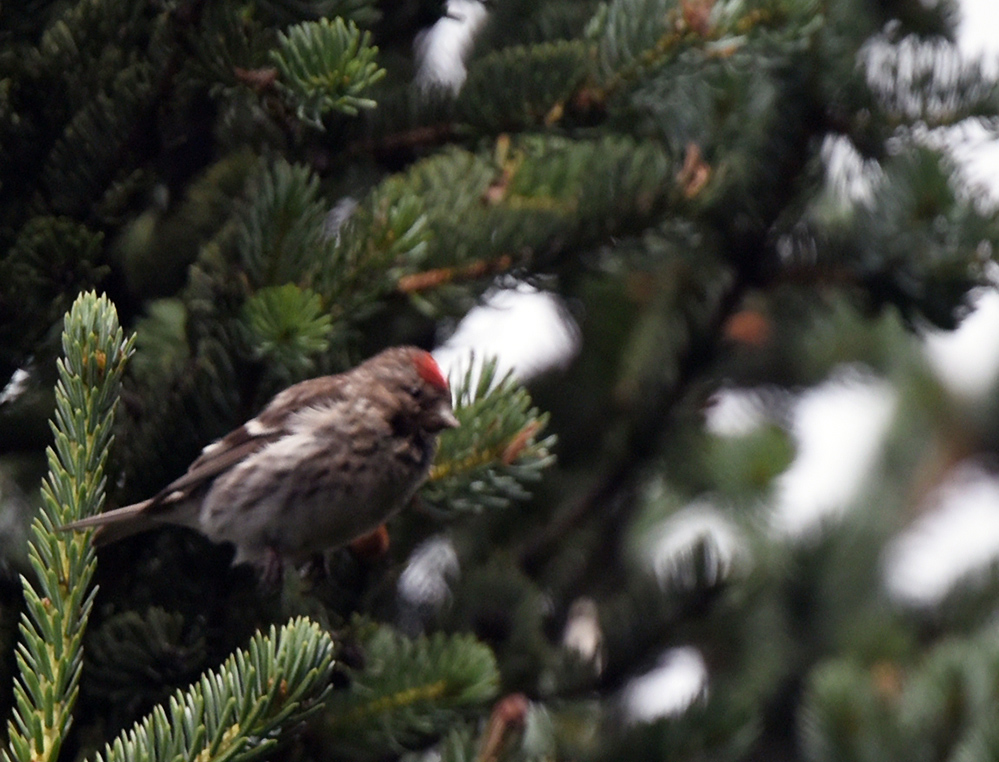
[477,694,529,762]
[397,255,513,293]
[349,123,456,158]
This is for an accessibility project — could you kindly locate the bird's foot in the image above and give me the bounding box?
[258,546,285,588]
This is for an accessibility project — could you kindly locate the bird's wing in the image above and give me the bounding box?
[148,433,278,504]
[146,375,349,510]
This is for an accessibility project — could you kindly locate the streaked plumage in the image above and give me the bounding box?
[61,346,458,571]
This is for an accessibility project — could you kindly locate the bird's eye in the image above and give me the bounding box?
[406,385,422,398]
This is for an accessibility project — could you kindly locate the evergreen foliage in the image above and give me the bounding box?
[321,622,499,756]
[94,617,334,762]
[423,357,555,516]
[4,293,133,762]
[272,17,386,125]
[1,0,999,760]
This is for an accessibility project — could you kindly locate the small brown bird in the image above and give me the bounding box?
[61,346,458,574]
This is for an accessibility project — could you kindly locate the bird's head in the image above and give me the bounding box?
[367,347,459,434]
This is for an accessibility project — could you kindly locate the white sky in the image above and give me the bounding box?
[414,0,487,91]
[433,283,580,385]
[770,373,898,538]
[923,288,999,398]
[622,647,708,722]
[955,0,999,63]
[648,500,747,587]
[885,465,999,605]
[947,0,999,197]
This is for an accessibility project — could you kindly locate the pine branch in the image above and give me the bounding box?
[784,146,999,329]
[1,217,108,371]
[396,255,514,293]
[236,158,331,288]
[322,622,499,754]
[94,617,335,762]
[271,17,386,128]
[864,35,999,128]
[33,0,148,107]
[422,357,556,516]
[39,62,155,216]
[257,0,382,27]
[322,180,431,318]
[402,695,533,762]
[457,40,591,132]
[241,283,333,374]
[83,607,208,725]
[593,0,689,82]
[353,134,675,293]
[181,4,273,94]
[3,291,134,762]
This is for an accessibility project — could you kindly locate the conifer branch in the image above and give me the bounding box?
[323,623,498,754]
[271,17,386,128]
[241,284,333,374]
[396,255,513,293]
[94,618,335,762]
[348,123,456,158]
[423,358,555,516]
[3,292,134,762]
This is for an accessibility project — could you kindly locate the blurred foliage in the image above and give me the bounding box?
[2,0,999,760]
[271,17,386,126]
[319,620,499,758]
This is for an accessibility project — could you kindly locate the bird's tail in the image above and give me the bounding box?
[58,499,159,546]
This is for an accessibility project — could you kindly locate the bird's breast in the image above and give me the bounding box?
[198,424,431,562]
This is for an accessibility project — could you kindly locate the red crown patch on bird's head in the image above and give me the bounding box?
[414,351,449,392]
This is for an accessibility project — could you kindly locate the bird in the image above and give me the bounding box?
[60,346,459,576]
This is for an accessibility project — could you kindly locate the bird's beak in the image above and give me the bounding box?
[437,401,460,430]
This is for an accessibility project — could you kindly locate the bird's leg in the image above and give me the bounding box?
[299,552,329,582]
[259,546,285,587]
